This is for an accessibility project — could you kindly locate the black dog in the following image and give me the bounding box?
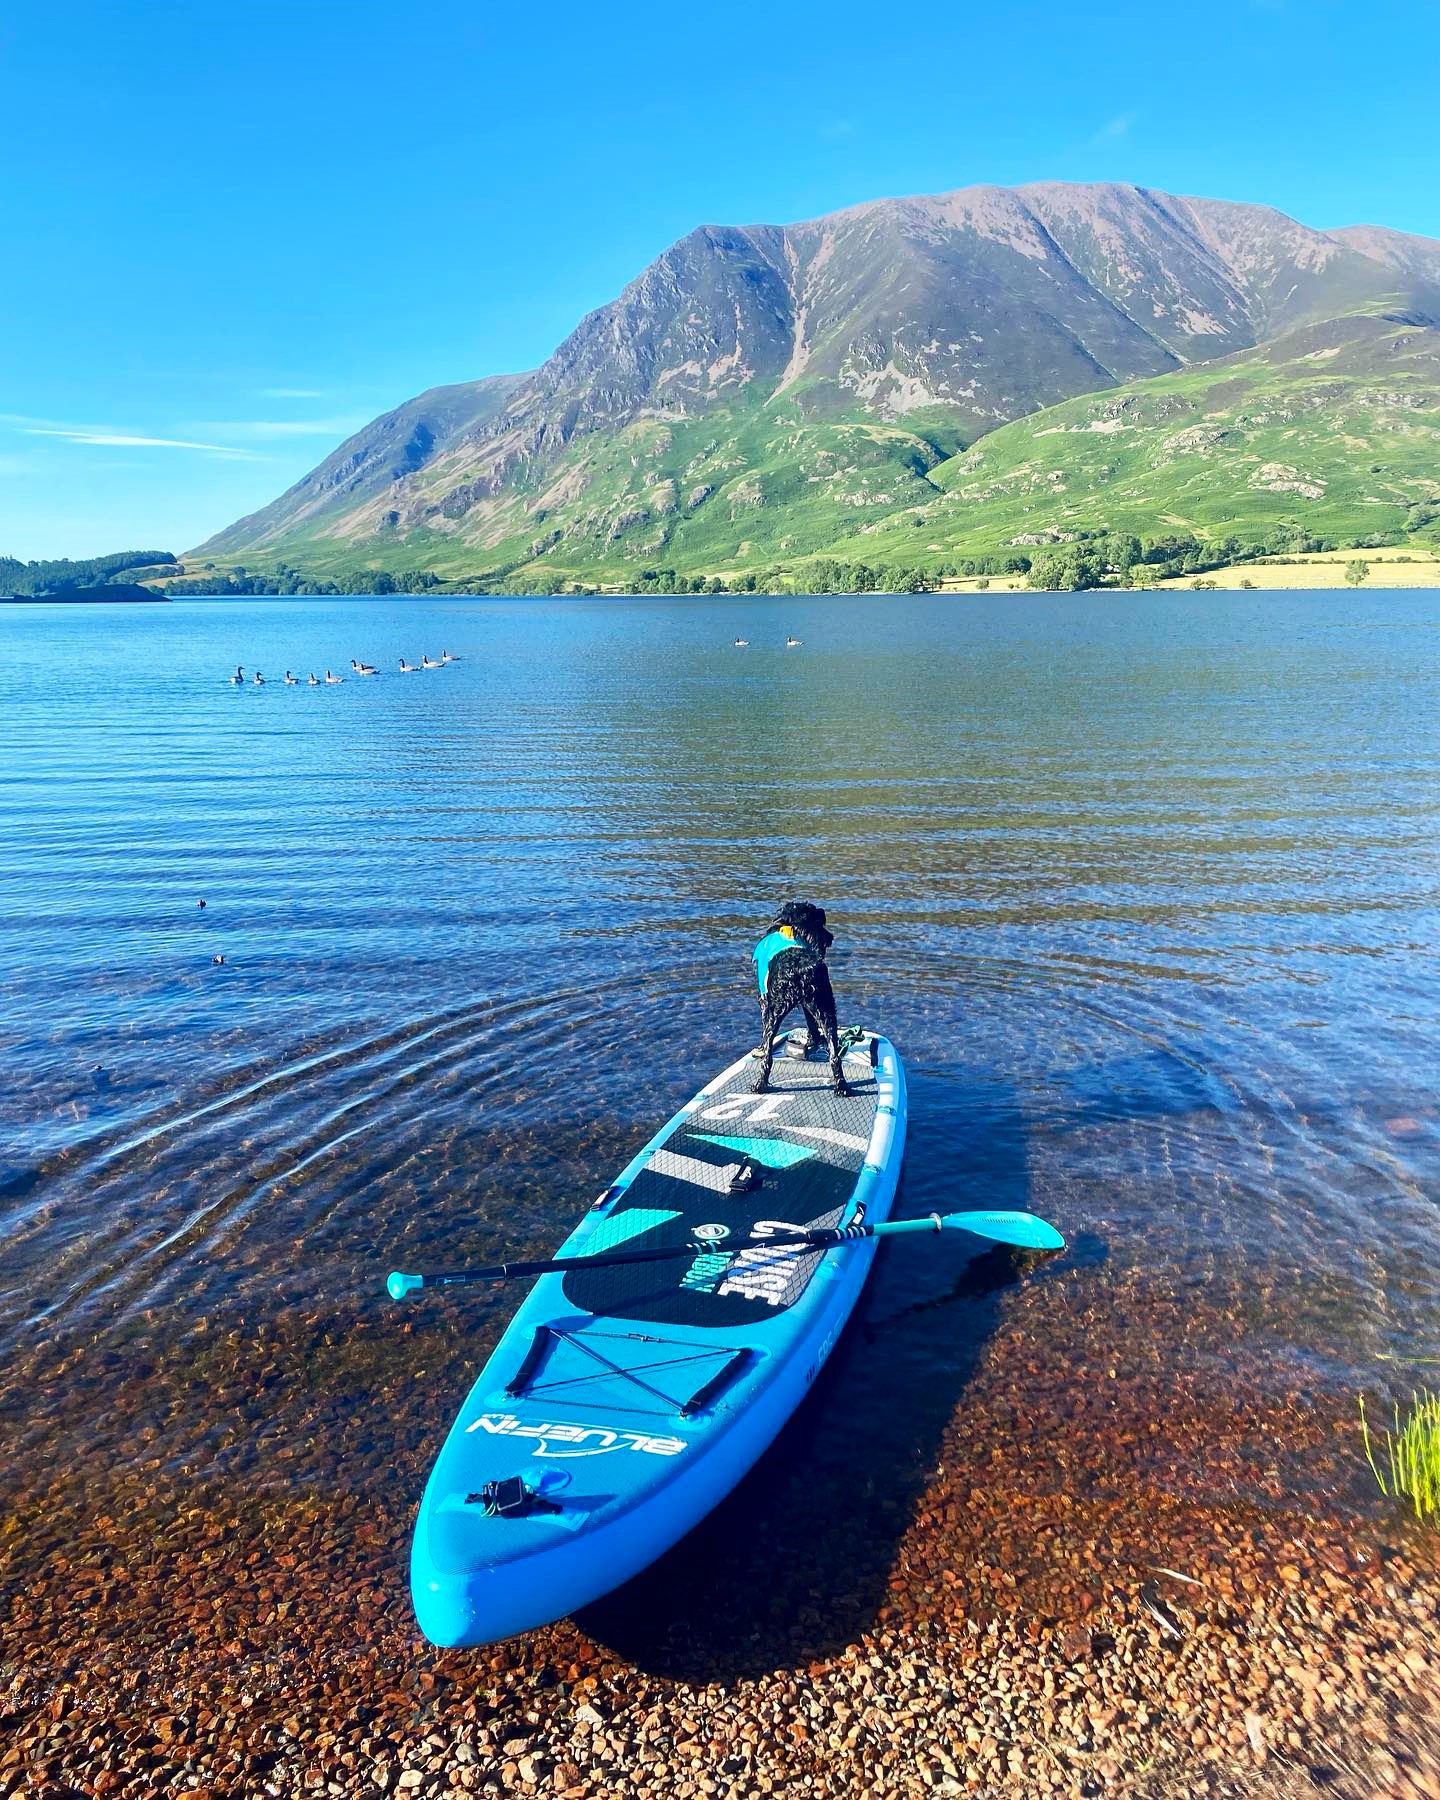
[751,901,851,1097]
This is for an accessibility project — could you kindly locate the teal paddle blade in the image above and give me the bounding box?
[942,1210,1065,1251]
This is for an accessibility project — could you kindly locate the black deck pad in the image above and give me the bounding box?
[562,1047,878,1328]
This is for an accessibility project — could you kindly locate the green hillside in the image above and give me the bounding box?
[815,312,1440,573]
[1,549,180,597]
[178,395,960,587]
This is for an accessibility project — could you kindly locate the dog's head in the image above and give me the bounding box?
[770,900,834,955]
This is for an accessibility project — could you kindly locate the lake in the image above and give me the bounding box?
[2,591,1439,1712]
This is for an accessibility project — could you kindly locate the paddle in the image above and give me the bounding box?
[385,1209,1063,1299]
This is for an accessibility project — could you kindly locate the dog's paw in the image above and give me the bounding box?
[751,1076,771,1095]
[833,1079,854,1099]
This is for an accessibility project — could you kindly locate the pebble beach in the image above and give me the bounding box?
[5,1266,1439,1798]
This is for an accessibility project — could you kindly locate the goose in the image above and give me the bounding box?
[252,671,265,686]
[324,669,344,685]
[283,670,298,685]
[733,638,749,647]
[350,659,378,677]
[786,637,802,647]
[307,673,320,686]
[440,648,459,663]
[421,654,444,669]
[399,658,420,673]
[229,666,245,684]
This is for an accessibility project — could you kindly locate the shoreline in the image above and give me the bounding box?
[4,1270,1438,1798]
[143,562,1440,602]
[134,543,1440,602]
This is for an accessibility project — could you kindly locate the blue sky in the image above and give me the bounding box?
[3,0,1438,560]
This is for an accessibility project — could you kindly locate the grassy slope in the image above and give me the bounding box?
[811,315,1440,572]
[217,383,954,583]
[190,316,1440,586]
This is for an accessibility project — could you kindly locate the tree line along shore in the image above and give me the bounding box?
[7,533,1440,603]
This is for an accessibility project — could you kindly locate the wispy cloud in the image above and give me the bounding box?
[18,424,260,457]
[197,417,365,440]
[1092,111,1137,144]
[259,387,327,400]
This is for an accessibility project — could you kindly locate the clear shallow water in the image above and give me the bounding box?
[1,591,1439,1562]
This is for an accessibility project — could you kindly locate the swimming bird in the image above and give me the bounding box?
[229,666,245,684]
[284,670,298,684]
[350,659,378,677]
[440,649,459,662]
[786,637,802,647]
[399,658,420,672]
[325,669,344,684]
[422,654,443,668]
[252,671,265,685]
[308,673,320,686]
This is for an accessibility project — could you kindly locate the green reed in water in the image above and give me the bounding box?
[1360,1392,1440,1525]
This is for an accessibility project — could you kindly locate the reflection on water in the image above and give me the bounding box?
[1,591,1439,1626]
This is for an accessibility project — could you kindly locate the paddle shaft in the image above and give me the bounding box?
[387,1209,1062,1298]
[407,1214,946,1291]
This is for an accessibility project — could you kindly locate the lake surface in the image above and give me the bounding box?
[2,591,1439,1674]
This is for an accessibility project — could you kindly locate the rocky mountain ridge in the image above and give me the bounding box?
[196,181,1440,576]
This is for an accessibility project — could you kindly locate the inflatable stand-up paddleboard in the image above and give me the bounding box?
[409,1028,907,1647]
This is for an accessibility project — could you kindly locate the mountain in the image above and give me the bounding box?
[193,182,1440,582]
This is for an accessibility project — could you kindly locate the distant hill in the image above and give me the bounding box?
[0,550,180,597]
[191,182,1440,586]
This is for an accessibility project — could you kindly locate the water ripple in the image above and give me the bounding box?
[1,591,1438,1499]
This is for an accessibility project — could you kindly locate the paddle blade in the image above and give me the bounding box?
[387,1270,424,1300]
[942,1211,1065,1251]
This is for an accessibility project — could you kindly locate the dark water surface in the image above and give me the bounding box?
[2,591,1439,1676]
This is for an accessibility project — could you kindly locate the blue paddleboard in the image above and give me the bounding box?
[409,1029,908,1647]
